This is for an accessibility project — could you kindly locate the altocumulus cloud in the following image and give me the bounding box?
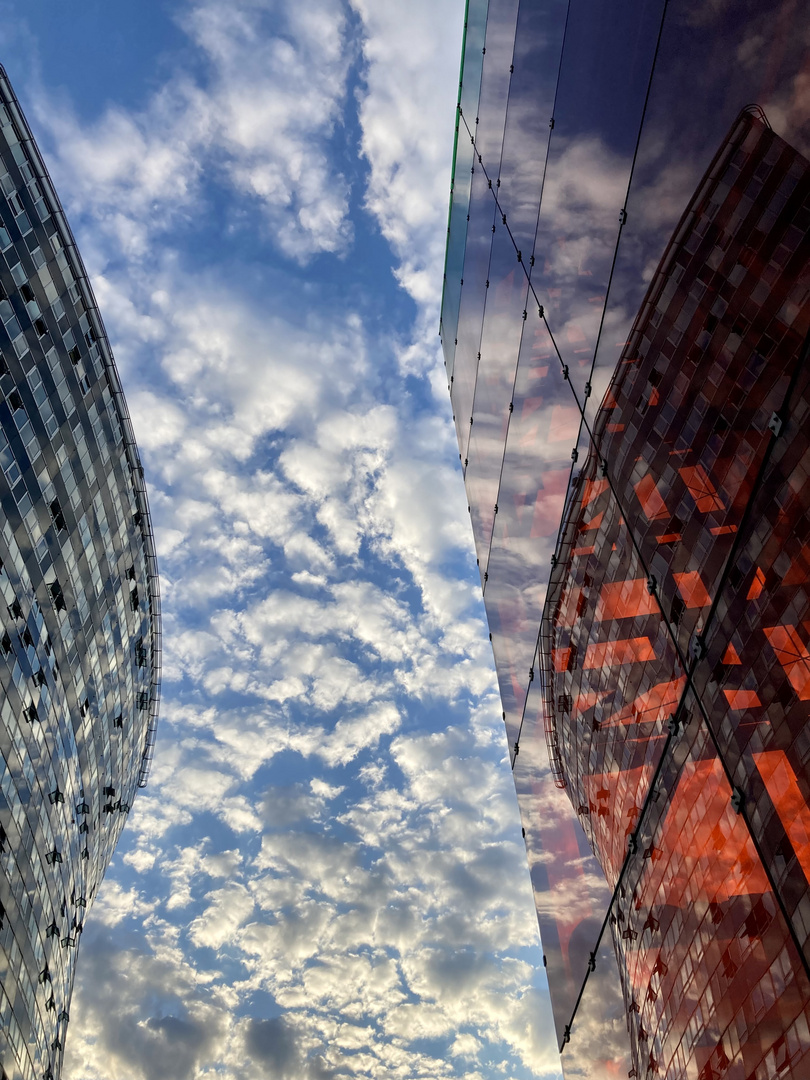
[3,0,564,1078]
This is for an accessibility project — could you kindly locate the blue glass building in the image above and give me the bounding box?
[0,70,160,1080]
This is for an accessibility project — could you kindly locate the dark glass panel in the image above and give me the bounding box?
[481,307,574,750]
[473,0,521,166]
[495,0,568,258]
[463,0,570,581]
[527,0,667,407]
[515,671,616,1053]
[464,222,528,571]
[559,934,632,1079]
[442,0,490,377]
[450,0,521,444]
[450,163,497,451]
[583,0,810,431]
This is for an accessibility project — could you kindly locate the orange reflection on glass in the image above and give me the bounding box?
[754,750,810,885]
[558,584,583,628]
[678,463,724,512]
[723,688,762,709]
[584,764,652,884]
[553,646,574,671]
[763,624,810,700]
[530,467,569,537]
[584,637,656,668]
[747,565,766,600]
[580,509,604,533]
[549,404,579,442]
[672,570,712,608]
[574,690,606,714]
[783,543,810,585]
[602,677,685,726]
[595,578,659,621]
[634,473,668,521]
[582,477,608,506]
[641,756,770,906]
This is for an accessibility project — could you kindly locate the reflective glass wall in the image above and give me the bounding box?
[441,3,810,1078]
[0,69,161,1080]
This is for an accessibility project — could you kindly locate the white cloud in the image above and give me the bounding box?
[35,1,567,1078]
[34,0,355,262]
[91,880,157,927]
[352,0,462,310]
[189,883,256,949]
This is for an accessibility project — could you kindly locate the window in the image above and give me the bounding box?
[47,579,65,612]
[49,500,66,532]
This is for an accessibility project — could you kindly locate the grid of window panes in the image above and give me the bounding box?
[440,1,810,1077]
[543,110,810,1080]
[0,70,160,1080]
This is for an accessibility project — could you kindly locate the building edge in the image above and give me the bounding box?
[0,66,162,787]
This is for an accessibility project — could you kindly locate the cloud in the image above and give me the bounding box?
[36,1,567,1079]
[62,929,231,1080]
[352,0,462,312]
[33,0,354,262]
[189,883,256,949]
[244,1016,337,1080]
[91,880,157,927]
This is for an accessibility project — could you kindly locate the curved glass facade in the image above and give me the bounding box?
[441,2,810,1077]
[0,69,160,1080]
[546,108,810,1080]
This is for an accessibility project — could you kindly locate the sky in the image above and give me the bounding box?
[0,2,563,1078]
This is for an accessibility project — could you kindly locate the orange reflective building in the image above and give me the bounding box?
[543,107,810,1080]
[441,2,810,1077]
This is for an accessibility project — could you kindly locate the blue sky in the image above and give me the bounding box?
[0,2,562,1078]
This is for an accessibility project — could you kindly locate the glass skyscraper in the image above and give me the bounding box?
[441,2,810,1078]
[0,70,160,1080]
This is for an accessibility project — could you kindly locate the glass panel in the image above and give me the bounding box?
[444,3,810,1078]
[450,0,521,445]
[496,0,569,257]
[441,0,489,376]
[463,0,570,581]
[482,311,573,750]
[515,666,615,1051]
[627,718,810,1080]
[560,934,632,1079]
[464,222,528,571]
[450,162,497,451]
[475,0,672,766]
[527,0,667,407]
[568,103,810,979]
[473,0,521,166]
[696,356,810,963]
[583,0,810,431]
[545,493,685,884]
